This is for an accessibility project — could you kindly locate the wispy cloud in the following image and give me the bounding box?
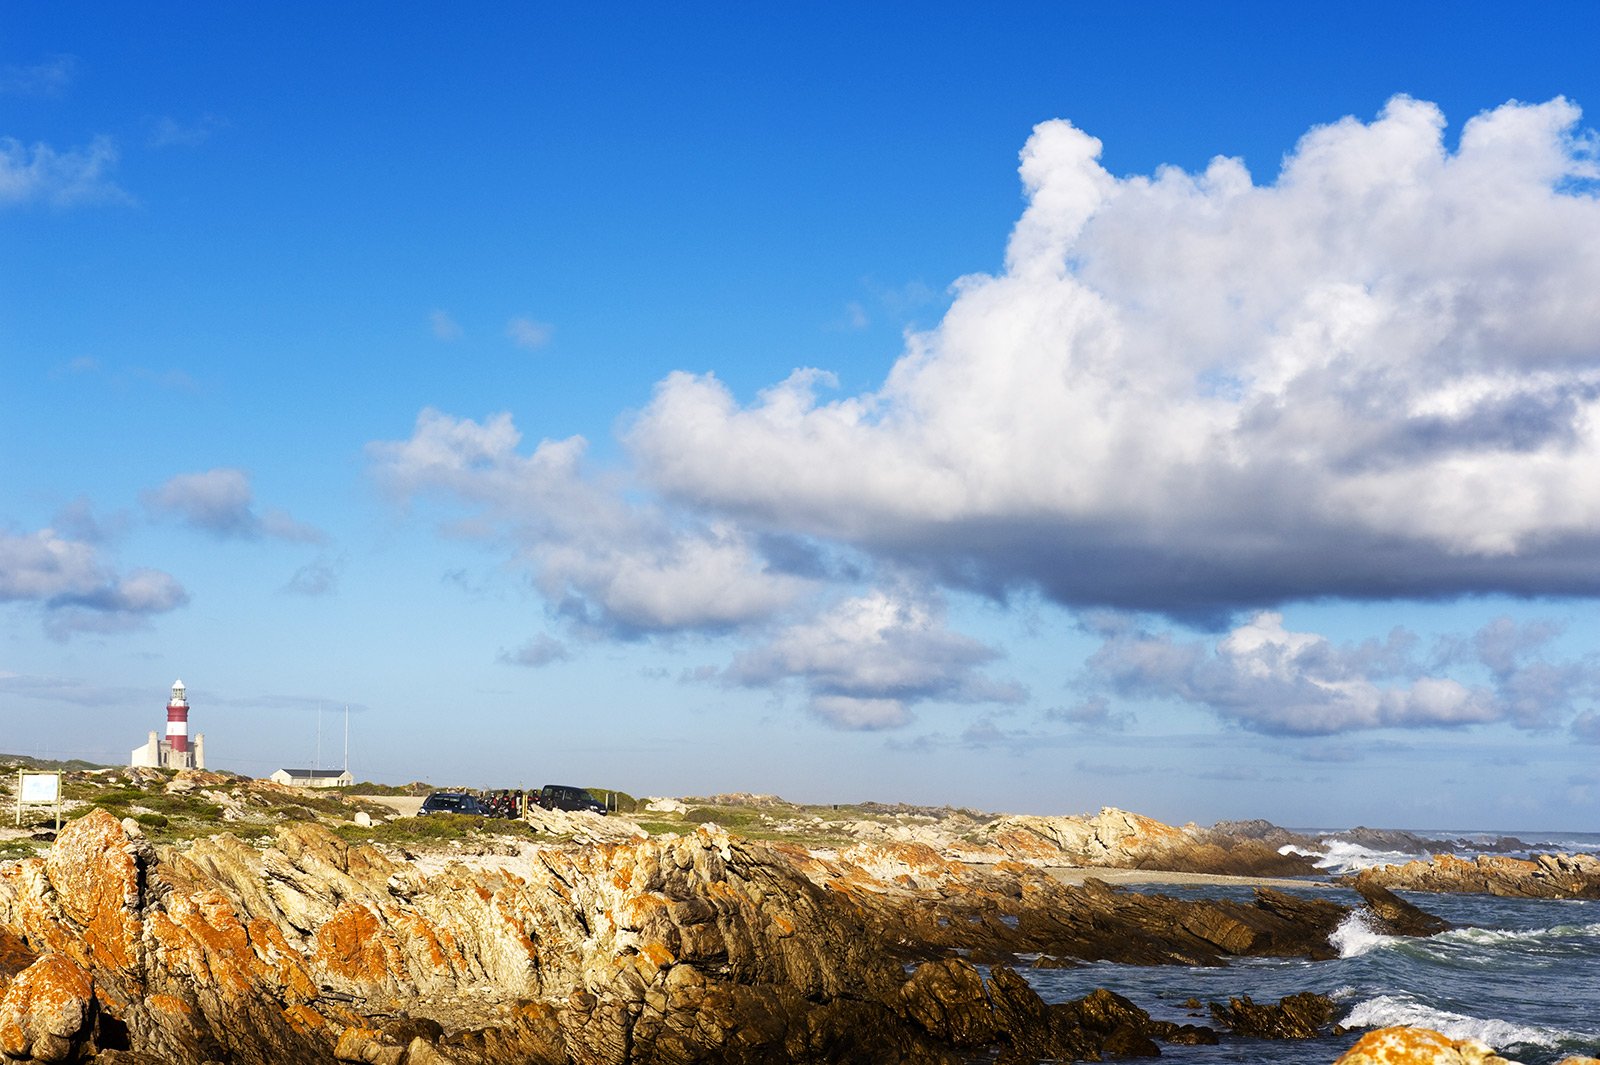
[0,55,78,97]
[146,113,228,149]
[283,557,340,597]
[1044,695,1133,731]
[723,587,1024,730]
[0,135,127,207]
[430,309,463,341]
[506,316,552,350]
[369,409,806,637]
[499,633,570,667]
[144,468,325,543]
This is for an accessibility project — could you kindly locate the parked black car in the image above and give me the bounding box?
[534,784,607,815]
[419,791,488,816]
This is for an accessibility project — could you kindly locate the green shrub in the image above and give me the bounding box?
[684,806,758,828]
[584,787,639,813]
[136,812,169,828]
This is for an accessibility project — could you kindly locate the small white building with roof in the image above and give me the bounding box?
[268,768,354,789]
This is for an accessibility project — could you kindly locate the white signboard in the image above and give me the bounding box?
[20,773,60,803]
[14,771,63,830]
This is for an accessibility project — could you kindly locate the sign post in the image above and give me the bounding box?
[15,771,63,831]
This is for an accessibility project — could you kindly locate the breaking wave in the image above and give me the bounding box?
[1343,994,1584,1053]
[1278,839,1425,875]
[1329,910,1393,958]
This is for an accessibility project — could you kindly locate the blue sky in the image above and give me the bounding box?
[5,4,1600,830]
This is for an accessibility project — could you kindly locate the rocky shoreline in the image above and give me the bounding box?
[3,771,1599,1064]
[0,808,1544,1065]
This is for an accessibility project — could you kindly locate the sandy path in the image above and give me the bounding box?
[1043,866,1336,890]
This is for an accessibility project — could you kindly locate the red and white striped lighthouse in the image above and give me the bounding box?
[166,679,189,754]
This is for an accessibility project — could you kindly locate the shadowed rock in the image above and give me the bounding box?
[1352,881,1453,936]
[1209,991,1340,1039]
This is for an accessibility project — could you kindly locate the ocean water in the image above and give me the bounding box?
[1021,833,1600,1065]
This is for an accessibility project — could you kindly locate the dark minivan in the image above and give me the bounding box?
[419,792,488,816]
[535,784,606,815]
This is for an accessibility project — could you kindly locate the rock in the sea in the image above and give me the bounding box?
[1334,1026,1515,1063]
[1351,853,1600,899]
[1352,882,1453,936]
[1208,991,1339,1039]
[897,959,999,1046]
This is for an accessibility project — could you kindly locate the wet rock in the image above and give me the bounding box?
[1052,988,1163,1059]
[1327,827,1436,855]
[1353,881,1453,936]
[897,959,997,1046]
[1208,991,1339,1039]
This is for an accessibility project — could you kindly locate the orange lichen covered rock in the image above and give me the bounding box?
[0,952,96,1062]
[1334,1026,1514,1064]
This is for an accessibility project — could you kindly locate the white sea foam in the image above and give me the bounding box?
[1442,921,1600,948]
[1330,910,1394,958]
[1344,994,1579,1053]
[1279,839,1429,875]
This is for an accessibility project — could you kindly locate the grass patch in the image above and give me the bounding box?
[333,813,542,847]
[633,820,688,836]
[0,840,41,861]
[684,806,762,829]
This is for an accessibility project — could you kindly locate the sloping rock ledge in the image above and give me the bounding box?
[0,810,1452,1064]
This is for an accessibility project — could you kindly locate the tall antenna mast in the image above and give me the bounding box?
[316,704,322,770]
[344,705,350,772]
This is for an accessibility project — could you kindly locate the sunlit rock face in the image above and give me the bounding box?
[0,810,1453,1064]
[1350,852,1600,899]
[1334,1026,1516,1065]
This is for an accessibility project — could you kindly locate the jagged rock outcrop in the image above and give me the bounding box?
[1351,882,1453,937]
[0,953,97,1062]
[1208,991,1339,1039]
[896,961,1218,1063]
[975,807,1319,876]
[1350,852,1600,899]
[792,844,1353,967]
[0,810,1447,1064]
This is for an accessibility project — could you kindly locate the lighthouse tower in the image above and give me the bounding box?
[131,679,206,770]
[167,680,190,755]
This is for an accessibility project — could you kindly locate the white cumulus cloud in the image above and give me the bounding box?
[725,588,1023,729]
[0,526,188,637]
[626,96,1600,618]
[369,408,808,636]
